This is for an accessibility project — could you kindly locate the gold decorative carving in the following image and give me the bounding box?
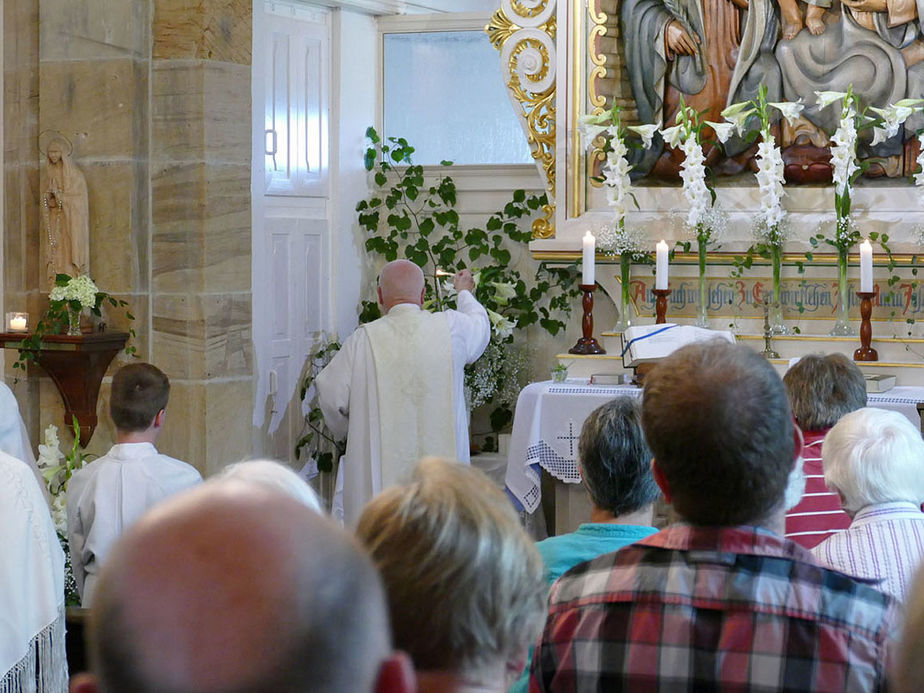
[487,0,557,239]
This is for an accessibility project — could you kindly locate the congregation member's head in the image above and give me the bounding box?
[71,481,413,693]
[215,458,323,513]
[356,457,546,693]
[821,407,924,516]
[896,566,924,692]
[579,397,660,522]
[377,259,425,311]
[642,340,799,527]
[109,363,171,440]
[783,353,866,432]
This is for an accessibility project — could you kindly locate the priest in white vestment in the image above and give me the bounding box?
[316,260,490,525]
[0,381,47,501]
[0,451,68,692]
[67,363,202,605]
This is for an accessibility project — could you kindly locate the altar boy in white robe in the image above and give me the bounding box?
[316,259,490,526]
[67,363,202,605]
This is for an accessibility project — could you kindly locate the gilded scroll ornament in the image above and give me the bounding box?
[487,0,557,239]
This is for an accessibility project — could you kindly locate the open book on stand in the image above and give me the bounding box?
[620,324,736,368]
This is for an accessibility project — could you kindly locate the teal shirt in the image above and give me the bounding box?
[509,523,658,693]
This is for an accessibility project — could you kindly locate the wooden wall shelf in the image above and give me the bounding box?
[0,331,128,447]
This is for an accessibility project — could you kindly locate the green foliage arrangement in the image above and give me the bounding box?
[294,338,345,473]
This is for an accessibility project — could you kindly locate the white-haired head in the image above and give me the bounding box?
[822,408,924,514]
[216,459,323,513]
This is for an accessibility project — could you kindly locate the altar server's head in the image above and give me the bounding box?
[109,362,170,436]
[72,481,414,693]
[821,407,924,515]
[783,352,867,432]
[642,340,799,527]
[357,457,546,692]
[378,259,425,310]
[578,397,659,520]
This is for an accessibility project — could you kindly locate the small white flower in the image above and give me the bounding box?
[768,100,804,126]
[660,124,685,148]
[815,91,848,109]
[705,121,735,143]
[626,123,658,148]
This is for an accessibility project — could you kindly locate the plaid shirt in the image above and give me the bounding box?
[531,524,901,692]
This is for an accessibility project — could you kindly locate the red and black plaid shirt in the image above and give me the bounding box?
[531,524,901,692]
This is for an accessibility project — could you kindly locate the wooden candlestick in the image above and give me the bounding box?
[569,284,606,355]
[652,288,671,324]
[854,291,878,361]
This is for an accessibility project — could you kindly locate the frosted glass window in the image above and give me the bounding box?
[384,31,533,165]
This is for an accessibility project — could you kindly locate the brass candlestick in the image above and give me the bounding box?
[652,288,671,324]
[854,291,878,361]
[761,297,779,360]
[569,284,606,355]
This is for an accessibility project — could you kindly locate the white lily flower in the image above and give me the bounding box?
[895,98,924,108]
[768,100,804,126]
[705,121,735,143]
[487,309,515,339]
[815,91,848,109]
[626,123,659,148]
[660,124,685,148]
[871,126,890,147]
[490,281,517,304]
[721,103,756,136]
[578,119,609,150]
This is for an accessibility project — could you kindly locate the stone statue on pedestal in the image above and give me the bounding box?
[40,134,89,287]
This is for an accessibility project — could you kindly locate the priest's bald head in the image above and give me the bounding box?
[642,340,800,528]
[378,259,425,311]
[71,481,414,693]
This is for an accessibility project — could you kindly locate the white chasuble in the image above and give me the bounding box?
[364,306,456,488]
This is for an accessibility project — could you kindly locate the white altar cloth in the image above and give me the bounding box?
[505,381,924,514]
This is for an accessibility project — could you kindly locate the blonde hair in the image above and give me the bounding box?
[356,457,545,678]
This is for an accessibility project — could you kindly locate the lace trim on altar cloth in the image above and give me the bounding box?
[528,441,582,484]
[1,606,68,693]
[547,385,642,397]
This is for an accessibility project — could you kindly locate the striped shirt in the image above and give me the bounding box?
[785,430,851,548]
[812,501,924,602]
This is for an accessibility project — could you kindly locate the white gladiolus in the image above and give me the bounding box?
[660,124,685,148]
[815,90,849,109]
[830,113,859,197]
[679,136,710,229]
[768,100,804,126]
[755,135,786,232]
[626,123,659,148]
[705,121,735,143]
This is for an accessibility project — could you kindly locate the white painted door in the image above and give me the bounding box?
[253,3,332,460]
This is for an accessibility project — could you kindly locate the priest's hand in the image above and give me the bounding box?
[665,20,699,58]
[454,269,475,293]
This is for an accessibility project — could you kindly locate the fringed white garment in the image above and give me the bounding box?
[0,452,68,692]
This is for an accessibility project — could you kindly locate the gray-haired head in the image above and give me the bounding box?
[783,353,867,431]
[215,459,322,513]
[578,397,659,517]
[822,407,924,514]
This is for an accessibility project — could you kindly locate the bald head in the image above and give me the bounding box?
[378,260,425,311]
[85,481,394,693]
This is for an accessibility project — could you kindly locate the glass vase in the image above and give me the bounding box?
[768,243,788,335]
[67,308,82,336]
[694,236,709,328]
[613,253,633,332]
[830,245,855,336]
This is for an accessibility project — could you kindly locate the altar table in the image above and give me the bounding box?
[505,380,924,519]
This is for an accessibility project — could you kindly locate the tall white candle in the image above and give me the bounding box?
[582,231,596,285]
[859,239,873,293]
[655,240,669,290]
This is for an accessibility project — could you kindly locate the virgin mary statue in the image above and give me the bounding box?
[40,136,89,287]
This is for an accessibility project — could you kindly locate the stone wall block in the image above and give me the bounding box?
[39,58,146,159]
[203,293,252,378]
[153,380,207,473]
[152,293,208,379]
[202,61,250,162]
[151,161,206,292]
[86,160,142,293]
[152,61,205,160]
[203,378,254,474]
[40,0,149,60]
[203,163,250,291]
[154,0,251,65]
